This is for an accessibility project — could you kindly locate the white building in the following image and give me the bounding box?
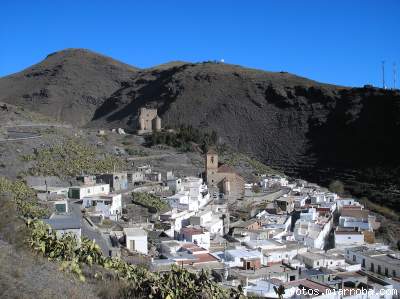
[261,242,308,265]
[222,249,263,268]
[310,191,338,204]
[345,246,400,278]
[294,210,333,249]
[160,209,195,237]
[260,175,288,189]
[68,183,109,199]
[297,251,346,269]
[189,210,223,236]
[124,228,148,255]
[336,198,362,212]
[334,228,364,248]
[32,185,69,201]
[43,214,81,242]
[166,171,182,193]
[82,193,122,221]
[166,177,210,212]
[339,207,373,231]
[180,227,210,249]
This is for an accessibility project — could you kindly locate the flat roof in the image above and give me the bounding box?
[123,228,147,237]
[43,215,81,230]
[69,183,109,189]
[226,249,261,259]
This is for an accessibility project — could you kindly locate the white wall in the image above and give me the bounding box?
[126,235,148,255]
[335,233,364,247]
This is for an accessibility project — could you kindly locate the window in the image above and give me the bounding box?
[371,263,375,272]
[393,270,396,277]
[211,156,214,164]
[385,268,388,276]
[362,259,365,267]
[353,255,356,262]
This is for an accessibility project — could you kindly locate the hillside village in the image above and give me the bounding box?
[12,110,399,299]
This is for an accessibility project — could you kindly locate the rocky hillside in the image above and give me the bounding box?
[1,49,400,211]
[0,49,138,125]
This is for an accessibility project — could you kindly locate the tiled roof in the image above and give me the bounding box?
[341,208,369,219]
[217,164,238,174]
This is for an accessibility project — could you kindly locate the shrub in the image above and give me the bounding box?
[328,180,345,196]
[132,192,169,213]
[22,138,125,178]
[149,125,218,153]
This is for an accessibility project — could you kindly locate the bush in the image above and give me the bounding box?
[0,177,48,218]
[149,125,218,153]
[132,192,169,214]
[22,138,125,178]
[328,180,345,195]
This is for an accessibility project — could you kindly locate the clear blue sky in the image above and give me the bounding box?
[1,0,399,87]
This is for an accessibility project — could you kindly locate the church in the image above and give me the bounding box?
[205,148,245,200]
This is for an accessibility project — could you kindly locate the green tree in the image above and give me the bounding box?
[329,180,345,195]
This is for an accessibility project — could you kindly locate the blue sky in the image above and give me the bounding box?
[1,0,399,87]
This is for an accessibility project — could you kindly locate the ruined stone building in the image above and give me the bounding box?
[205,148,245,200]
[137,107,161,134]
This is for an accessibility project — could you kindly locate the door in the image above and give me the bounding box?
[129,240,135,251]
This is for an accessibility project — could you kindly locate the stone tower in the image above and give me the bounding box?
[137,107,161,134]
[205,148,218,185]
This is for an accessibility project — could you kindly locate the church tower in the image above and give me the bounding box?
[206,148,218,185]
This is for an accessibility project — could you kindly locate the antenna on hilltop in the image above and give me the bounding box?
[382,61,386,89]
[394,62,397,90]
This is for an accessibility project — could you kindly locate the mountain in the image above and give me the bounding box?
[0,48,138,125]
[1,49,400,211]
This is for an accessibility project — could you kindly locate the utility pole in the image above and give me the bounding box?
[382,61,386,89]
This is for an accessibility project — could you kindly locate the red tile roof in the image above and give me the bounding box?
[181,227,205,235]
[193,253,219,264]
[218,164,238,174]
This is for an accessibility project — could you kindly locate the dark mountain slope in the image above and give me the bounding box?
[1,49,400,211]
[0,48,138,125]
[91,61,400,211]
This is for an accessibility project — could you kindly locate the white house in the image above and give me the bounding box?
[260,175,288,189]
[297,252,346,269]
[166,191,196,211]
[261,242,308,265]
[68,184,109,199]
[223,249,263,269]
[32,185,69,201]
[43,214,81,242]
[180,227,210,249]
[334,228,364,248]
[166,171,182,193]
[189,210,224,236]
[160,209,195,236]
[339,207,372,231]
[245,279,298,298]
[336,198,362,212]
[166,177,210,212]
[345,246,400,278]
[82,193,122,221]
[299,208,318,222]
[124,228,148,255]
[294,213,333,249]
